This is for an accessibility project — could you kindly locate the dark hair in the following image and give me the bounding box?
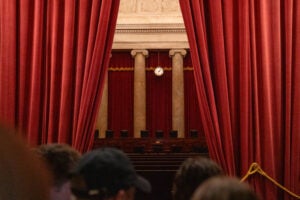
[172,156,223,200]
[0,125,51,200]
[70,147,151,199]
[191,176,260,200]
[35,143,81,187]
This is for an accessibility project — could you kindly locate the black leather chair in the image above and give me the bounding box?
[190,129,198,138]
[169,130,178,138]
[155,130,164,138]
[105,130,114,138]
[94,129,100,139]
[120,130,129,138]
[140,130,149,138]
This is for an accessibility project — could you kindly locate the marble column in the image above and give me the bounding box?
[131,49,148,138]
[169,49,186,138]
[95,71,108,138]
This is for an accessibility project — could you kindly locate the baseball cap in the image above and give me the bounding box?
[70,147,151,198]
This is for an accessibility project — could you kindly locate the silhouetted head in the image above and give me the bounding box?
[191,176,260,200]
[0,125,51,200]
[172,156,223,200]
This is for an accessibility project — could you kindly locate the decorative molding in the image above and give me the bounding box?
[131,49,149,57]
[117,23,185,29]
[119,0,181,15]
[169,49,187,57]
[112,41,189,50]
[108,67,194,71]
[116,28,186,33]
[108,67,134,71]
[113,0,189,50]
[146,67,172,71]
[116,23,186,33]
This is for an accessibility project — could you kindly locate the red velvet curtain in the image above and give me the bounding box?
[180,0,300,199]
[0,0,120,152]
[146,51,172,137]
[108,52,134,137]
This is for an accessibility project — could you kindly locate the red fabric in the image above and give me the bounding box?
[180,0,300,199]
[0,0,120,152]
[108,52,134,137]
[146,51,172,138]
[107,51,203,139]
[184,52,204,138]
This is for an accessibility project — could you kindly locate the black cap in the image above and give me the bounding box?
[71,148,151,198]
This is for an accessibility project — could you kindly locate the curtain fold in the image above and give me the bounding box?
[0,0,120,152]
[180,0,300,199]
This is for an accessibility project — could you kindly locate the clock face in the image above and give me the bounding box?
[154,66,164,76]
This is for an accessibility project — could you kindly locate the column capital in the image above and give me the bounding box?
[169,49,187,57]
[131,49,149,58]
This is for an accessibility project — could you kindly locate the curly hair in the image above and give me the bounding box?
[172,156,224,200]
[35,143,81,187]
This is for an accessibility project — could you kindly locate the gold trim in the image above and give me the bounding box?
[184,67,194,71]
[108,67,134,71]
[108,66,194,71]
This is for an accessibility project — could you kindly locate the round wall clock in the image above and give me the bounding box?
[154,66,164,76]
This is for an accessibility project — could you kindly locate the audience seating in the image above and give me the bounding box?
[130,152,208,200]
[93,132,208,200]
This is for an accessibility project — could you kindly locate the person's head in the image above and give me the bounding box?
[191,176,260,200]
[0,125,51,200]
[35,143,81,187]
[172,156,223,200]
[70,147,151,200]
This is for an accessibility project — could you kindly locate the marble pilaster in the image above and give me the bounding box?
[131,49,148,137]
[169,49,186,138]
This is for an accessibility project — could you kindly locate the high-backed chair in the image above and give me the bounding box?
[120,130,129,138]
[190,129,198,138]
[155,130,164,139]
[94,129,100,139]
[169,130,178,138]
[140,130,149,138]
[105,130,114,138]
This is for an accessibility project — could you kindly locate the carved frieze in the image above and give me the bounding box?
[119,0,181,15]
[114,0,189,49]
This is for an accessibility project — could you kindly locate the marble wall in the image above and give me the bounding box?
[113,0,188,49]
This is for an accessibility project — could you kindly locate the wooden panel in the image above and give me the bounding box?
[93,138,209,200]
[93,138,208,153]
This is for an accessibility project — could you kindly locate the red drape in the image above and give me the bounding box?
[146,51,172,137]
[184,52,204,138]
[108,52,134,137]
[0,0,120,152]
[108,51,203,139]
[180,0,300,199]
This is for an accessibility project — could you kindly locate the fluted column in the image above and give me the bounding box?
[131,49,148,138]
[169,49,186,138]
[95,71,108,138]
